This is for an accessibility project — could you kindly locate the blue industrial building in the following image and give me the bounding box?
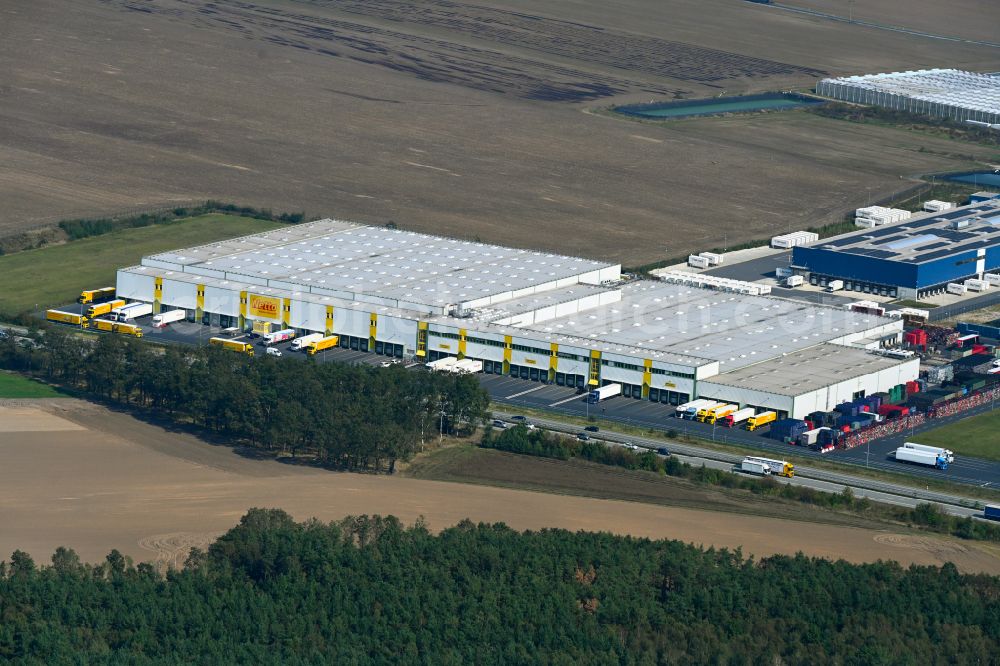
[792,199,1000,299]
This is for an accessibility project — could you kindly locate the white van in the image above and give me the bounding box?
[266,347,282,358]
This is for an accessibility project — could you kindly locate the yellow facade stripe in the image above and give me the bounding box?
[502,335,513,374]
[370,313,378,345]
[416,321,428,357]
[458,328,467,359]
[153,277,163,315]
[325,305,334,335]
[548,343,558,381]
[283,298,292,327]
[588,350,601,386]
[642,359,653,399]
[196,284,206,319]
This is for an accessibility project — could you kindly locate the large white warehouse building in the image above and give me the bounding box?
[116,219,917,419]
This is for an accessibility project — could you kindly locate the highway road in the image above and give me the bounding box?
[490,409,986,519]
[479,373,1000,490]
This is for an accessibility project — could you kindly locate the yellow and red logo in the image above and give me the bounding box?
[248,294,280,319]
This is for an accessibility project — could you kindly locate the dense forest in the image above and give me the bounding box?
[0,330,489,471]
[1,509,997,663]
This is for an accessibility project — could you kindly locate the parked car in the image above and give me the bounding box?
[576,433,590,441]
[492,420,508,429]
[510,415,526,421]
[525,423,537,430]
[265,347,282,357]
[379,360,392,367]
[584,425,599,432]
[656,447,671,456]
[622,442,640,451]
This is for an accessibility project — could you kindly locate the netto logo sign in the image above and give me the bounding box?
[249,294,280,319]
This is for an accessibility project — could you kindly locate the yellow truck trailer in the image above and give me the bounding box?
[85,299,127,319]
[114,322,143,338]
[746,411,777,431]
[92,318,117,333]
[307,335,340,355]
[46,310,89,328]
[696,403,736,423]
[209,337,254,356]
[78,287,116,304]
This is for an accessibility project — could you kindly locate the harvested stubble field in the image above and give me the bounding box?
[1,0,998,263]
[2,400,1000,573]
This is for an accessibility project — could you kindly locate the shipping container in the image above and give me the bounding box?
[947,282,967,295]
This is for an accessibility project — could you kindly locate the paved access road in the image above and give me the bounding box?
[477,374,1000,489]
[491,408,985,518]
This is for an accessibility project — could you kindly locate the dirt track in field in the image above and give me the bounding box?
[2,400,999,574]
[1,1,998,263]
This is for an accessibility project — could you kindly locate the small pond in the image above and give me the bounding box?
[942,171,1000,188]
[614,93,824,120]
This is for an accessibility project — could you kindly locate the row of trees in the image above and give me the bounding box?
[483,425,1000,542]
[0,330,490,471]
[1,508,998,662]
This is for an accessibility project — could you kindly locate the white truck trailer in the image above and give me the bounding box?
[263,328,296,345]
[290,333,325,351]
[588,383,622,403]
[740,459,771,476]
[827,280,844,292]
[893,447,948,469]
[452,358,483,374]
[151,309,186,327]
[677,400,720,420]
[428,356,459,372]
[113,302,153,322]
[901,442,954,463]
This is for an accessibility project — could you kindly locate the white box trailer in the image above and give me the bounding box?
[428,356,459,372]
[698,252,724,266]
[947,282,967,295]
[263,328,296,345]
[784,275,804,287]
[588,383,622,403]
[797,428,825,446]
[290,333,325,351]
[894,447,948,469]
[688,255,711,269]
[775,267,794,278]
[827,280,844,292]
[923,200,954,213]
[771,231,819,249]
[985,273,1000,286]
[677,399,720,419]
[965,279,989,292]
[740,459,771,476]
[902,442,954,463]
[113,302,153,322]
[151,309,186,327]
[451,358,483,374]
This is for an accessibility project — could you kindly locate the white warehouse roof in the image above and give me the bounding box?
[143,218,618,312]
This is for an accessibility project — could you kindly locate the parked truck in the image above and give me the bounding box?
[901,442,954,464]
[745,410,776,431]
[290,333,325,351]
[675,399,716,419]
[263,328,296,345]
[893,447,948,470]
[85,299,127,319]
[91,318,117,333]
[209,337,255,356]
[588,383,622,404]
[985,505,1000,522]
[306,335,340,355]
[152,309,186,327]
[720,407,755,428]
[745,456,794,477]
[113,302,153,322]
[427,356,459,372]
[697,403,737,424]
[113,322,143,338]
[78,287,115,304]
[739,459,771,476]
[46,309,89,328]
